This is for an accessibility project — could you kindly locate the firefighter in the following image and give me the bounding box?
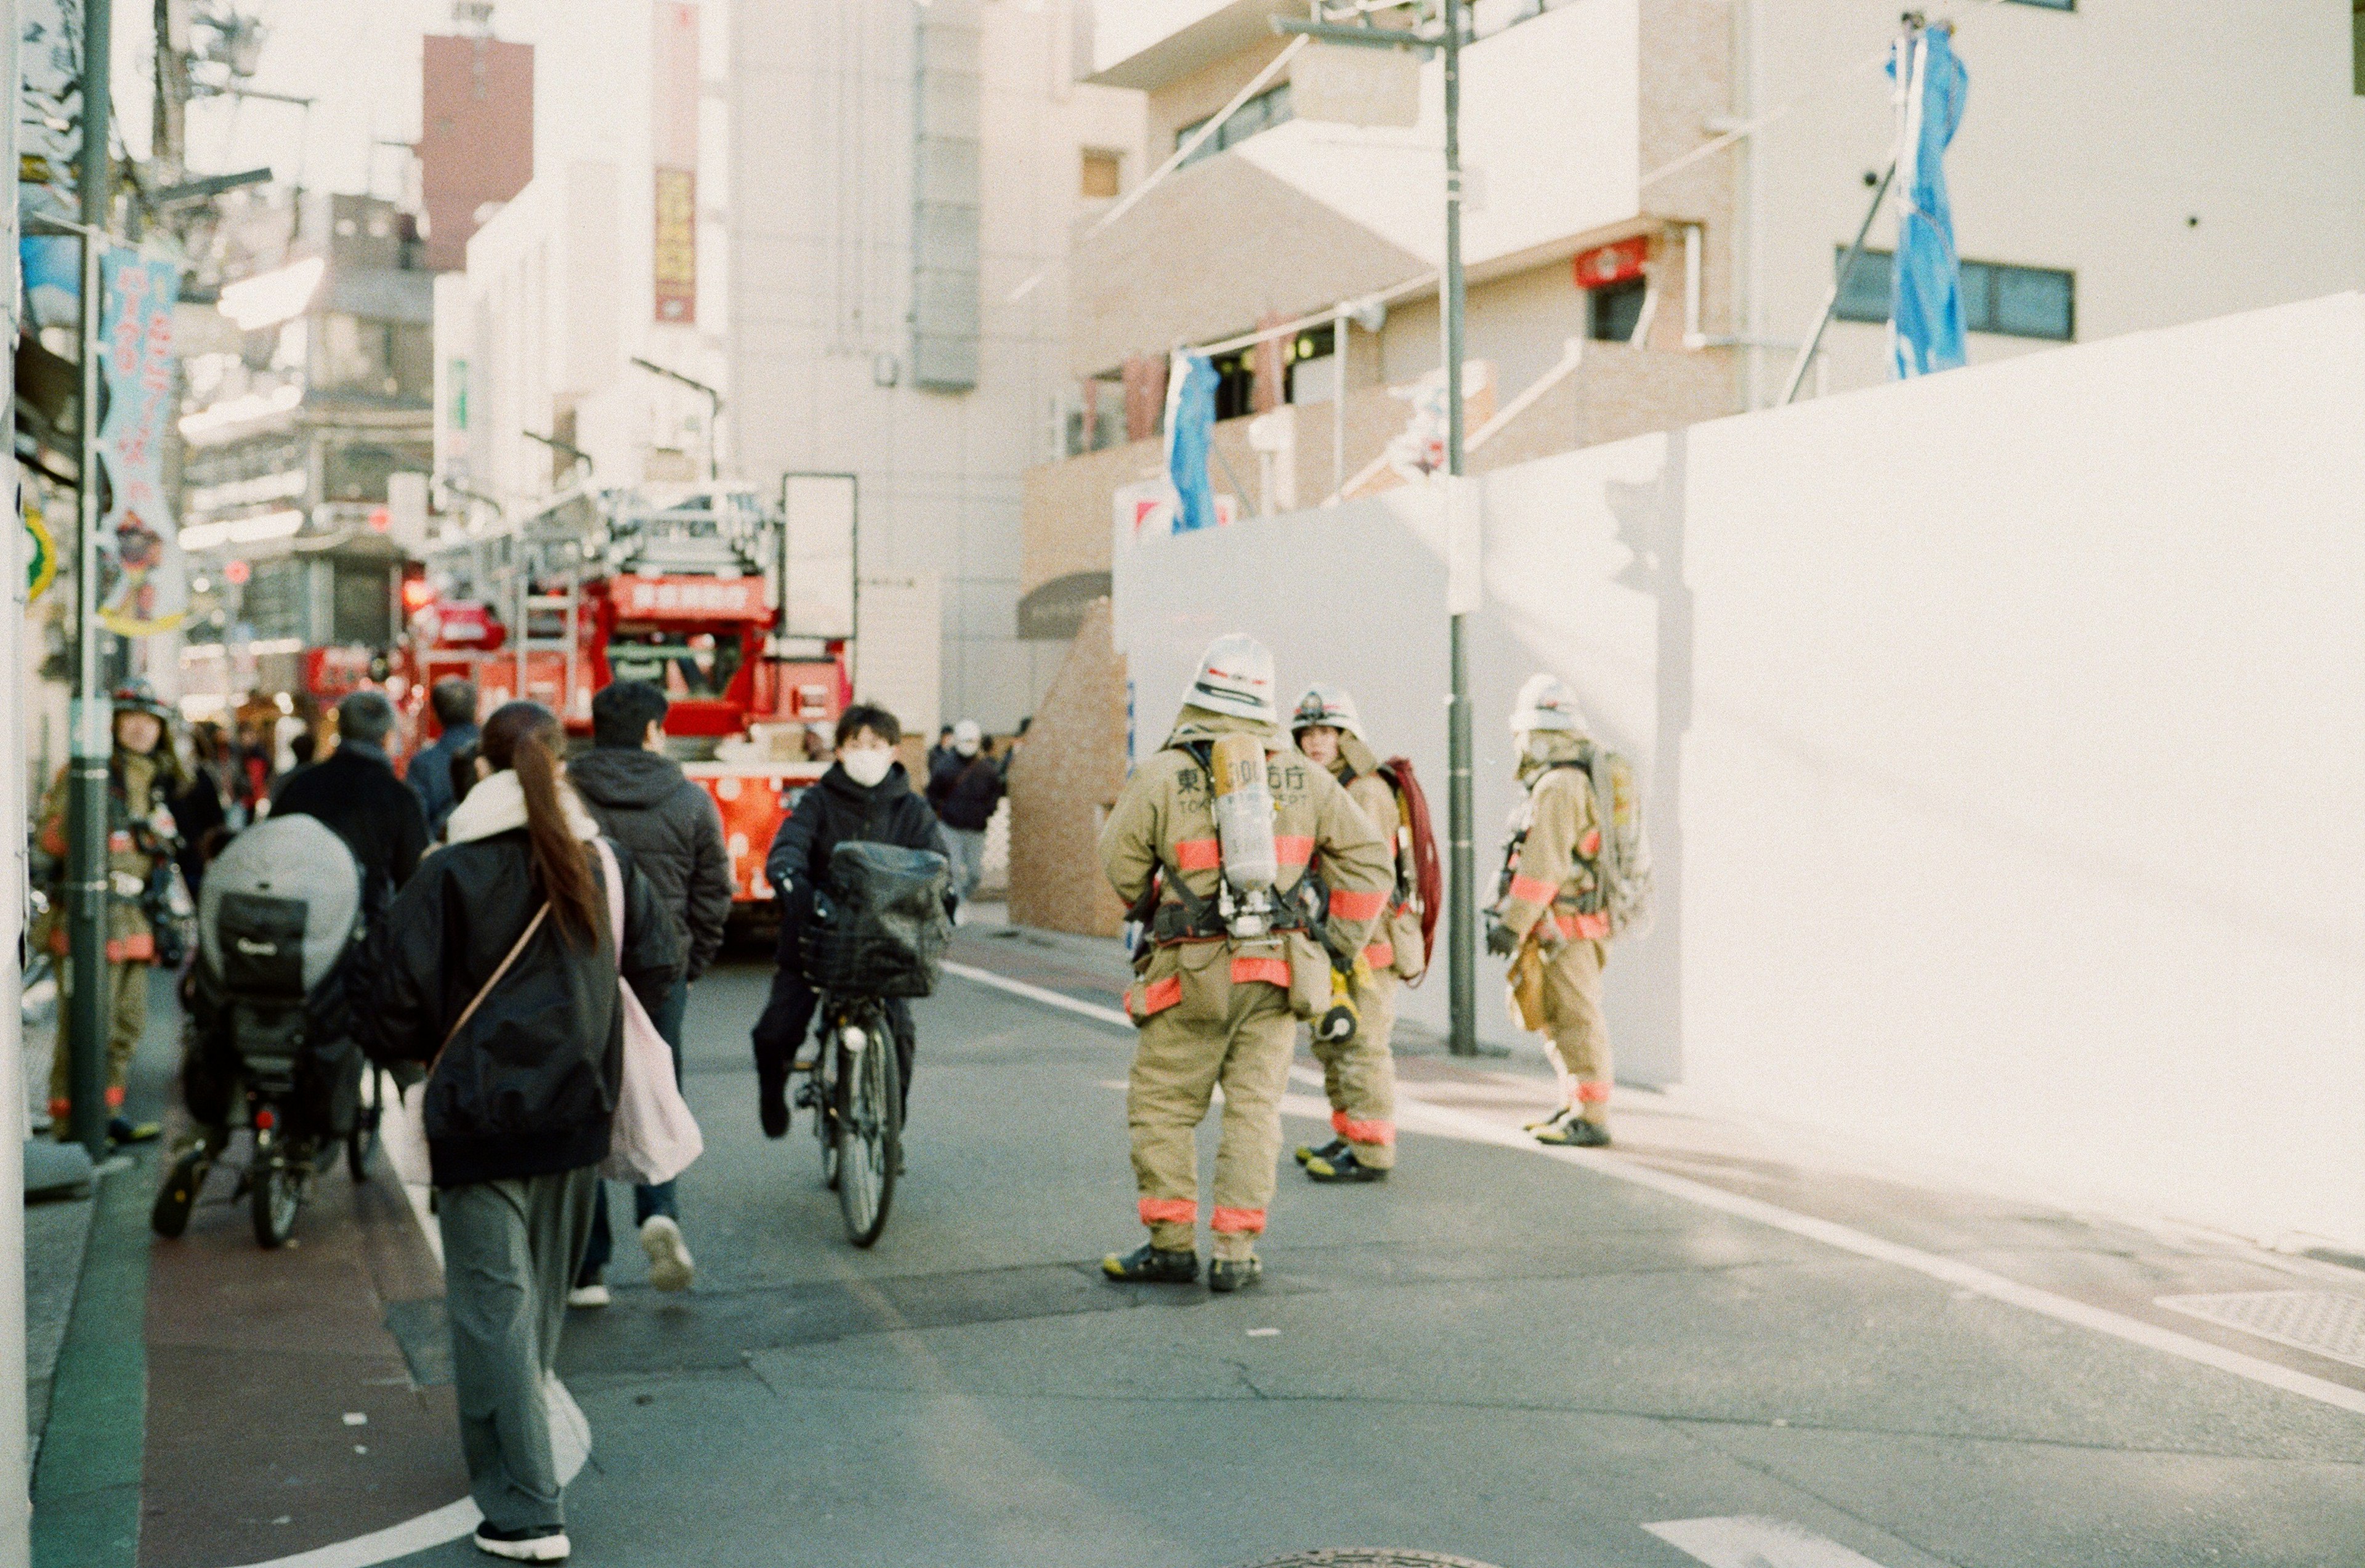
[34,682,184,1144]
[1486,674,1615,1147]
[1287,685,1420,1184]
[1099,635,1392,1291]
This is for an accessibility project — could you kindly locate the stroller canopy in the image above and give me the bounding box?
[199,815,362,992]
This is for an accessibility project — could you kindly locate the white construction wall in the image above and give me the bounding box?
[1114,291,2365,1253]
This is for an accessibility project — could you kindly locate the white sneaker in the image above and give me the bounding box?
[565,1282,610,1309]
[474,1524,571,1561]
[641,1214,695,1293]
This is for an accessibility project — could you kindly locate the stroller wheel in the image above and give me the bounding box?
[152,1150,211,1239]
[251,1159,302,1249]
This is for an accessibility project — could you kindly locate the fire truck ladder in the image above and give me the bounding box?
[514,567,586,725]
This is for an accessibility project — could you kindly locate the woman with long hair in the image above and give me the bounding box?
[362,702,680,1563]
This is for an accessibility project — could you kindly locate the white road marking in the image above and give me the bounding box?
[951,966,2365,1420]
[1647,1516,1894,1568]
[944,960,1133,1028]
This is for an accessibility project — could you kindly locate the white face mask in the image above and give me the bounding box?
[841,746,894,787]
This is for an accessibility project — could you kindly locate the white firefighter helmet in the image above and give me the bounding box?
[1288,684,1364,740]
[1508,673,1587,736]
[1186,633,1277,724]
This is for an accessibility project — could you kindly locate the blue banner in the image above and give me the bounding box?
[1888,26,1969,379]
[97,250,186,636]
[1162,352,1219,535]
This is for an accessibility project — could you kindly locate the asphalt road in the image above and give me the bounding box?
[339,952,2363,1568]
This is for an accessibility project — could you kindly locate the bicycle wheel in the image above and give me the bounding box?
[152,1147,212,1239]
[834,1017,900,1248]
[811,1057,841,1191]
[251,1155,301,1248]
[347,1069,382,1182]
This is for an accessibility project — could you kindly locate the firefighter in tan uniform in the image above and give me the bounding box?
[33,684,183,1144]
[1486,676,1615,1147]
[1099,636,1393,1291]
[1287,685,1423,1184]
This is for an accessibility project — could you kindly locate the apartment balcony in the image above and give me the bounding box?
[1070,0,1723,376]
[1019,336,1736,637]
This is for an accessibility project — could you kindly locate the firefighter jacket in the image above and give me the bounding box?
[1495,730,1608,946]
[1330,734,1426,982]
[33,748,179,962]
[1102,707,1393,1026]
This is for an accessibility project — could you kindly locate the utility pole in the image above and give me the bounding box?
[1439,0,1478,1056]
[1277,0,1479,1054]
[67,0,114,1158]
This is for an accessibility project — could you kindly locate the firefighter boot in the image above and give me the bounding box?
[1304,1146,1388,1183]
[1207,1256,1264,1293]
[1535,1115,1611,1148]
[1295,1138,1348,1168]
[1102,1242,1200,1285]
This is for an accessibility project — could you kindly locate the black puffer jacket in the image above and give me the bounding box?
[934,754,1004,831]
[359,819,681,1187]
[566,746,732,981]
[272,743,429,920]
[765,762,950,919]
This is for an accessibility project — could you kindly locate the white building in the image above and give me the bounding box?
[436,0,1142,733]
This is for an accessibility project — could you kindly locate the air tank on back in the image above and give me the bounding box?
[1210,730,1278,934]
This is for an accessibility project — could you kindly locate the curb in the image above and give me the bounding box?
[31,1147,152,1568]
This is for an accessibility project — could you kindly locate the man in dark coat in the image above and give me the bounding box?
[750,702,950,1138]
[273,690,429,921]
[408,678,480,836]
[562,680,729,1302]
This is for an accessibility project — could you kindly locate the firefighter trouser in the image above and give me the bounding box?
[1311,966,1398,1170]
[49,958,148,1117]
[1128,976,1296,1262]
[1541,937,1612,1123]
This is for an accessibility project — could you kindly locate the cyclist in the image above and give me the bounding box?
[748,703,952,1138]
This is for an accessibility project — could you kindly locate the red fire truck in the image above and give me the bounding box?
[397,482,851,913]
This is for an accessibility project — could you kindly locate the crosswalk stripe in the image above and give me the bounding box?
[1646,1516,1895,1567]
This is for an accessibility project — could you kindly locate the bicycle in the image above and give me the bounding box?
[793,990,902,1248]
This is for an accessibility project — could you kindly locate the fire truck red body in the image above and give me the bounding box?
[398,483,849,910]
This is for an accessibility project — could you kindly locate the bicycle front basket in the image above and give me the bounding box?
[799,842,953,998]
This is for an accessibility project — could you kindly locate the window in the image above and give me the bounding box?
[1588,277,1647,342]
[1080,150,1122,200]
[1832,249,2075,342]
[1176,83,1293,169]
[1284,323,1337,404]
[2355,0,2364,95]
[1208,345,1258,421]
[2004,0,2072,8]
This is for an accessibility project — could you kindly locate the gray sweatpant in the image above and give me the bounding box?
[438,1168,600,1533]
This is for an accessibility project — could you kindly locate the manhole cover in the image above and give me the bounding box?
[2156,1289,2365,1367]
[1227,1554,1503,1568]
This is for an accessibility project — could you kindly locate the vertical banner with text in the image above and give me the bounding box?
[97,251,187,636]
[652,2,699,325]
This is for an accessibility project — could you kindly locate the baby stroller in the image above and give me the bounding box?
[152,814,378,1248]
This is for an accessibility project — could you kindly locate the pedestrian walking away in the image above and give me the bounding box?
[1099,635,1391,1293]
[1288,685,1428,1185]
[562,679,729,1303]
[360,701,682,1562]
[31,682,186,1145]
[929,717,1002,901]
[410,677,482,837]
[272,689,431,926]
[1486,674,1651,1149]
[749,702,953,1139]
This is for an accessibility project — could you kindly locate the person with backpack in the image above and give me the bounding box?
[1097,636,1393,1292]
[360,701,681,1563]
[748,703,951,1139]
[1485,674,1647,1149]
[562,680,729,1304]
[1287,685,1428,1184]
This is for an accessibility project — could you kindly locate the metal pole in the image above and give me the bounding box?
[67,1,113,1155]
[1332,303,1347,503]
[1779,159,1894,406]
[1442,0,1477,1056]
[0,0,35,1552]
